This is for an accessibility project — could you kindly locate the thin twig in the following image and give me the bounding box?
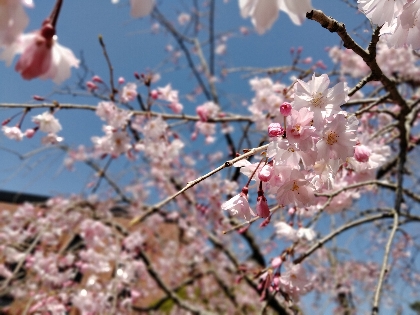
[371,210,399,315]
[98,35,117,101]
[130,144,269,225]
[293,211,394,264]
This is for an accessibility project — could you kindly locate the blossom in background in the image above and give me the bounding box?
[0,0,30,47]
[2,126,24,141]
[278,263,312,301]
[32,111,62,134]
[112,0,155,18]
[1,21,79,83]
[238,0,312,34]
[120,82,138,103]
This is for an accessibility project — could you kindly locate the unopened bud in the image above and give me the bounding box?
[256,190,270,218]
[86,81,98,91]
[268,123,284,138]
[2,118,11,126]
[33,95,45,101]
[25,128,36,138]
[92,75,103,83]
[280,102,292,116]
[258,164,273,182]
[150,90,159,99]
[354,144,371,163]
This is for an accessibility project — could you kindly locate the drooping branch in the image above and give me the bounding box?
[130,144,269,225]
[293,211,394,264]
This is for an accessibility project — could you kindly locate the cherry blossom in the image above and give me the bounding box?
[32,111,62,134]
[221,187,256,220]
[276,170,315,207]
[239,0,312,34]
[2,21,79,83]
[120,82,138,103]
[279,263,312,301]
[0,0,29,47]
[2,125,24,141]
[357,0,405,25]
[130,0,155,18]
[316,114,357,161]
[293,73,349,128]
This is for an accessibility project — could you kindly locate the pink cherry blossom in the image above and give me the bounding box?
[239,0,312,34]
[4,21,79,83]
[316,114,357,161]
[130,0,155,18]
[157,83,179,103]
[32,111,62,134]
[276,170,315,207]
[293,73,349,128]
[0,0,29,47]
[268,122,284,138]
[357,0,405,25]
[2,125,24,141]
[258,164,273,182]
[120,82,138,103]
[279,263,312,301]
[221,187,256,220]
[41,133,63,145]
[286,108,318,151]
[274,221,298,241]
[196,101,219,122]
[383,0,420,49]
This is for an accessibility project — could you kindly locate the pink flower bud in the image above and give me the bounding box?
[169,102,183,114]
[118,76,125,85]
[92,75,103,83]
[315,60,327,69]
[268,123,284,138]
[33,95,45,101]
[196,106,208,122]
[280,102,292,116]
[134,72,141,80]
[25,128,36,138]
[256,191,270,218]
[354,145,371,163]
[150,90,159,99]
[86,81,98,91]
[271,257,282,268]
[2,118,11,126]
[258,164,273,182]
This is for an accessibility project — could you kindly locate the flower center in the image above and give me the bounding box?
[291,181,299,191]
[310,92,325,108]
[290,125,301,136]
[326,130,338,145]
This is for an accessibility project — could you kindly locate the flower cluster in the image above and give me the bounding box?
[358,0,420,49]
[239,0,313,34]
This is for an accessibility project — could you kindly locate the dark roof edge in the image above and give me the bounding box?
[0,190,49,204]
